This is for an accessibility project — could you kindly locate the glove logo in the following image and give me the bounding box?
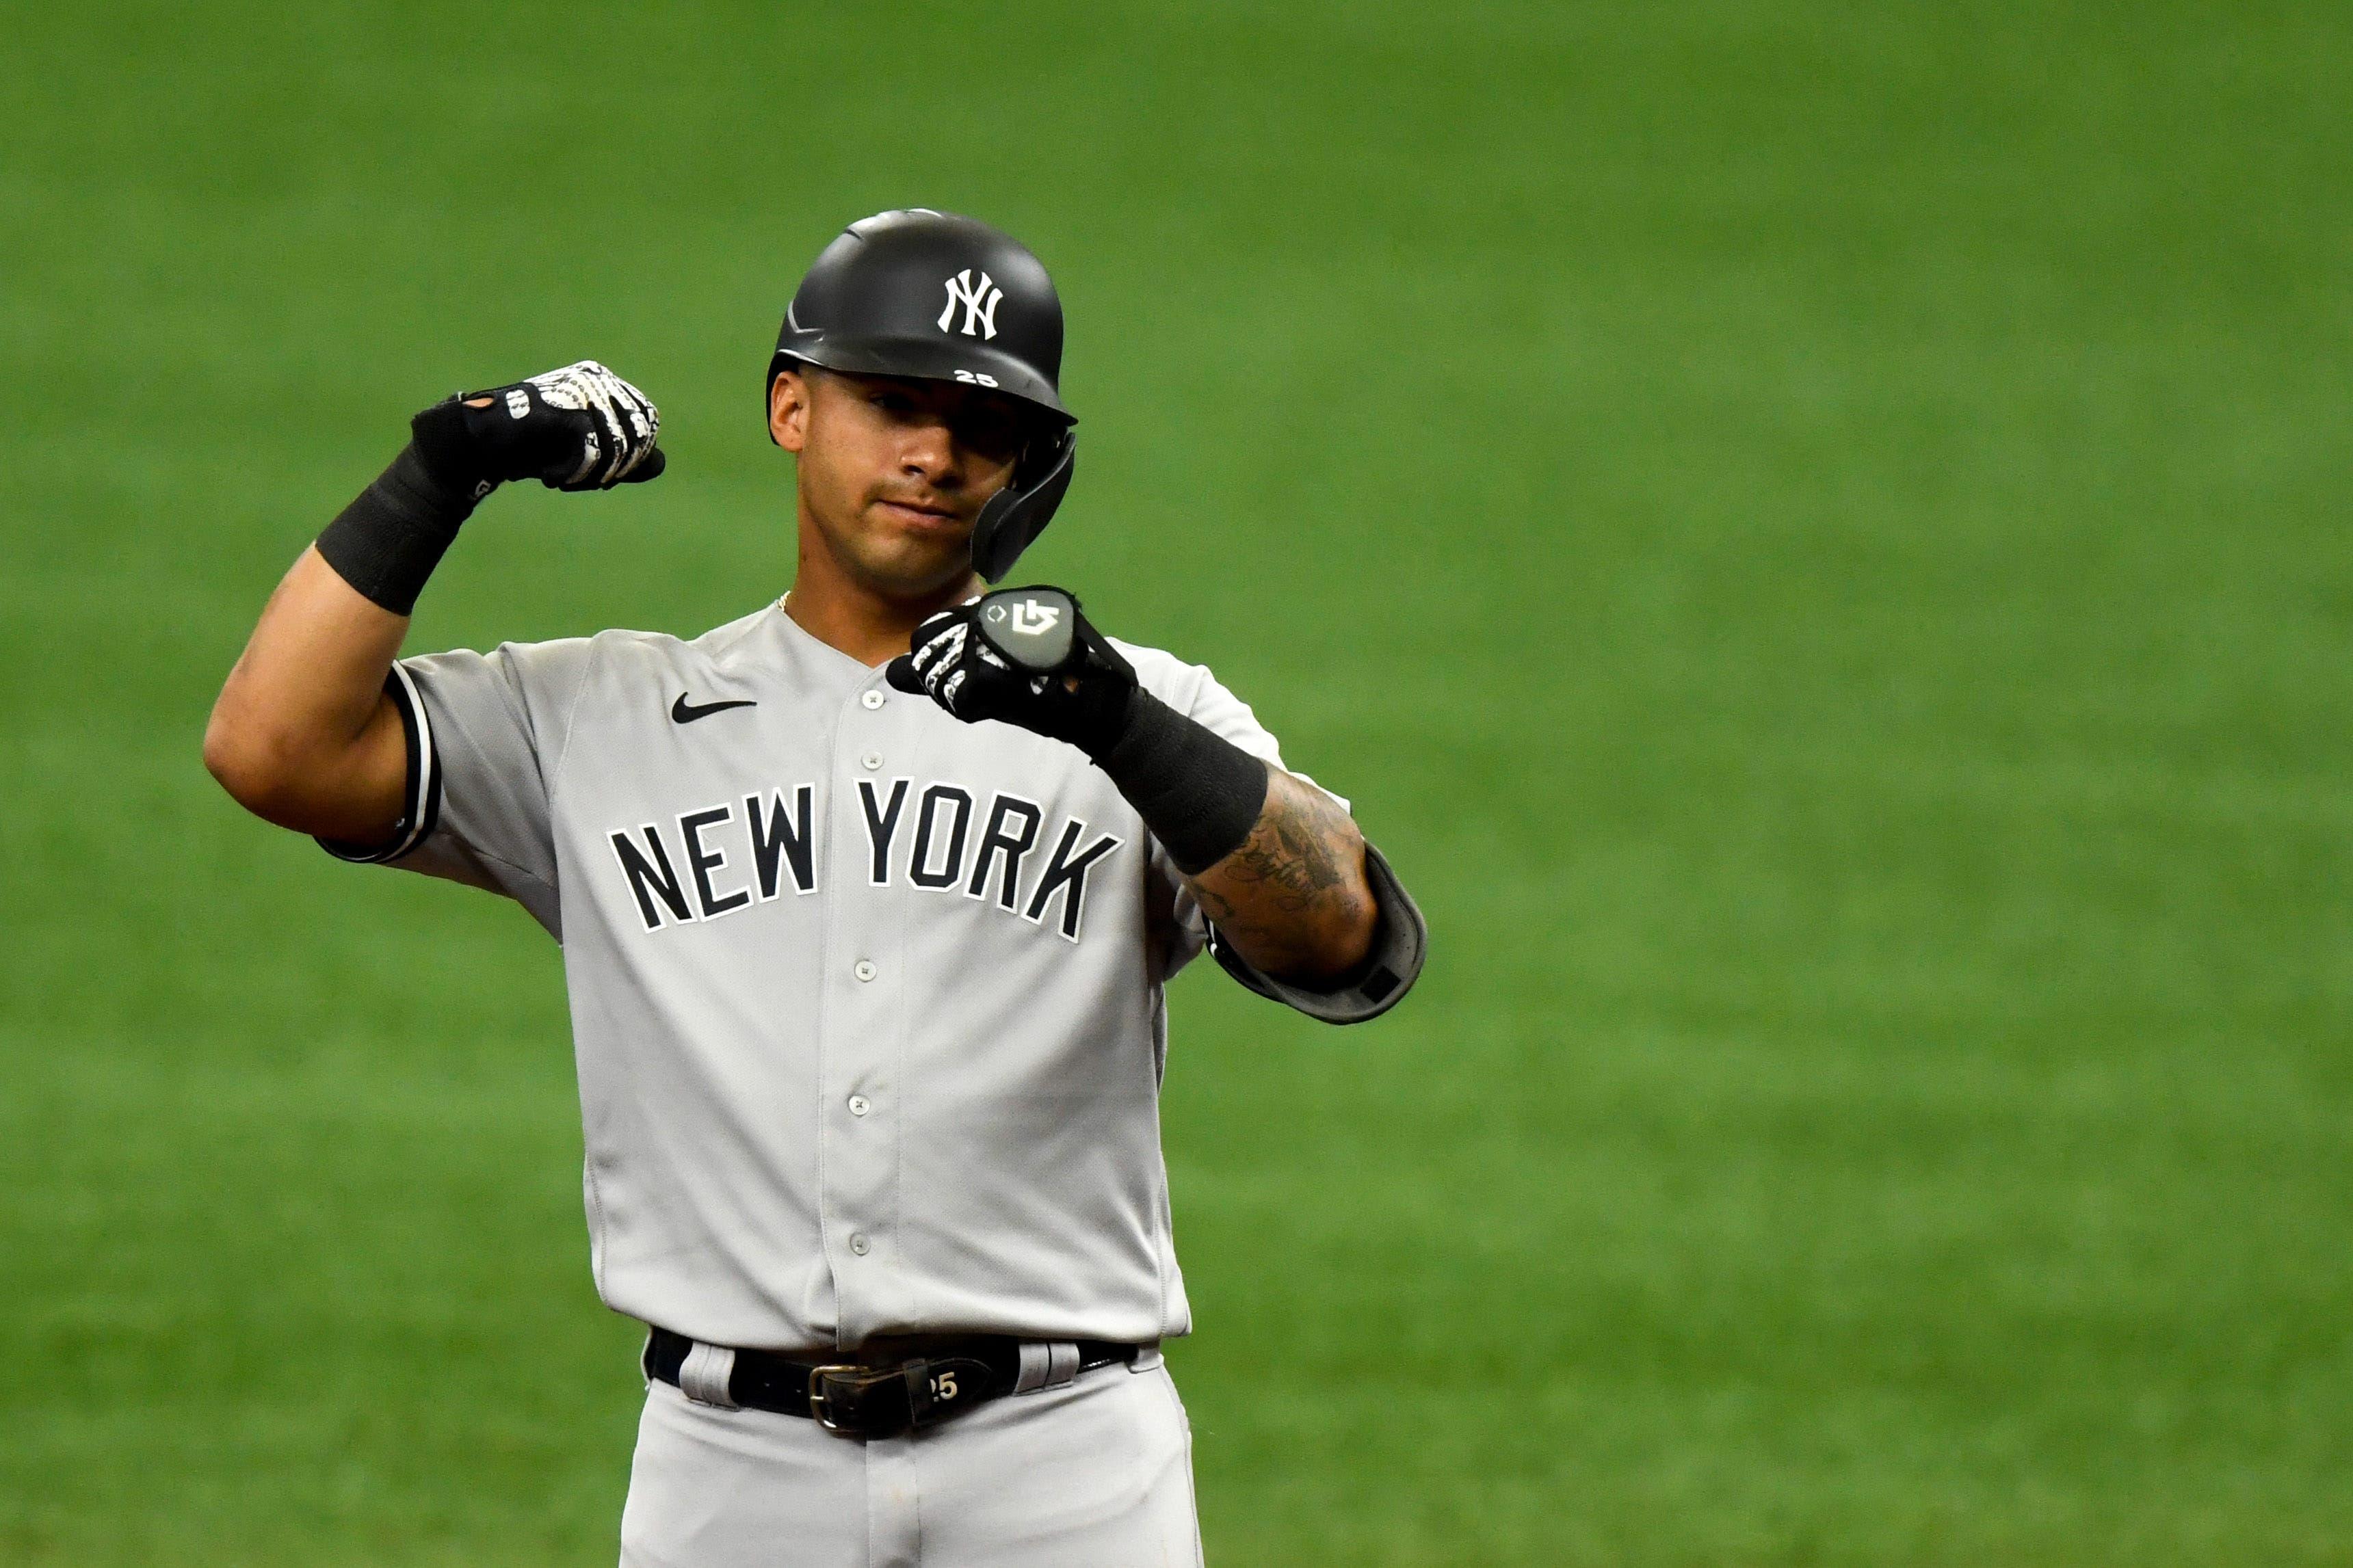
[1008,600,1060,637]
[938,269,1004,340]
[504,388,530,419]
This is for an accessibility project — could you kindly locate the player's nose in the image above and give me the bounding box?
[899,421,965,489]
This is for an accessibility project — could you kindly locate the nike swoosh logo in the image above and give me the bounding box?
[672,693,758,724]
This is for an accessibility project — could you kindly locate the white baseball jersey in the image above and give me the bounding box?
[332,600,1322,1352]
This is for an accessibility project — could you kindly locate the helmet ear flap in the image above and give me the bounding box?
[970,429,1076,583]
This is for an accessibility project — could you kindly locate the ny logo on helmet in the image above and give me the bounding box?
[938,269,1004,341]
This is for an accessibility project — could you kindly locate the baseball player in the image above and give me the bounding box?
[203,209,1425,1566]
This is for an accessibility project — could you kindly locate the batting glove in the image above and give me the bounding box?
[886,589,1135,758]
[888,586,1273,875]
[411,360,666,499]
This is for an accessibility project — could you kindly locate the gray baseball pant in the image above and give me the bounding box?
[618,1351,1204,1567]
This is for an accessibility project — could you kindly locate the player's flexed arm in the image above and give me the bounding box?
[1182,768,1373,979]
[204,363,664,842]
[891,587,1426,1020]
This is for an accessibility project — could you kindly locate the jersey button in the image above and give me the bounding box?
[854,959,878,983]
[847,1094,871,1117]
[860,690,885,710]
[848,1232,871,1256]
[860,750,884,770]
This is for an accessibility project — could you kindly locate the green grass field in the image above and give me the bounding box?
[5,2,2351,1562]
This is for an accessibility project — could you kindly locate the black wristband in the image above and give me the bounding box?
[1093,690,1270,875]
[314,441,483,615]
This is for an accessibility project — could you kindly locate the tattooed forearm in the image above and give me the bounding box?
[1188,767,1378,983]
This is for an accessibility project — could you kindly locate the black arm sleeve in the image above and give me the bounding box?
[315,440,482,615]
[1092,690,1270,875]
[1207,842,1428,1024]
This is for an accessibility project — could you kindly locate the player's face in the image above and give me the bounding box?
[771,367,1029,596]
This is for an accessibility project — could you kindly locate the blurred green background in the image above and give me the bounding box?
[4,1,2350,1563]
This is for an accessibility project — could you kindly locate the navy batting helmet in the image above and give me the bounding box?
[771,209,1075,582]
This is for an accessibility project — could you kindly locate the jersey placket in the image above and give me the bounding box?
[818,672,912,1341]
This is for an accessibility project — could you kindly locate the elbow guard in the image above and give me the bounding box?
[1208,842,1428,1024]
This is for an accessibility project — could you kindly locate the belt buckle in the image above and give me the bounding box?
[807,1364,863,1434]
[814,1363,912,1438]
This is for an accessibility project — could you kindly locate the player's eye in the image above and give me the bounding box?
[956,408,1023,458]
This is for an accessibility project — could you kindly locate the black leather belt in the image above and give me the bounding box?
[644,1326,1140,1438]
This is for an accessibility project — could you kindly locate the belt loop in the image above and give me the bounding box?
[1013,1341,1051,1394]
[1014,1340,1081,1394]
[679,1341,741,1409]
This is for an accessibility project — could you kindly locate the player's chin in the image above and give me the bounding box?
[851,518,977,592]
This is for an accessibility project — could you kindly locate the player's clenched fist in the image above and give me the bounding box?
[414,360,666,496]
[890,585,1274,877]
[886,587,1136,758]
[315,360,666,617]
